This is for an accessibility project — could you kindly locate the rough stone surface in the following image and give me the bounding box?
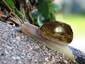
[70,47,85,64]
[0,21,85,64]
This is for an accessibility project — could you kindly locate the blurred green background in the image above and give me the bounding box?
[38,0,85,52]
[56,14,85,52]
[53,0,85,52]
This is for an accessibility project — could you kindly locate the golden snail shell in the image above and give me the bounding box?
[39,21,73,45]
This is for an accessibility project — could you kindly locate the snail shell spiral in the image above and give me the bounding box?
[39,21,73,45]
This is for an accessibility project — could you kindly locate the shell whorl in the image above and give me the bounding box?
[39,21,73,45]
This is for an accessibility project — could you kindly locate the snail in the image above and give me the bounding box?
[20,21,75,62]
[5,16,75,62]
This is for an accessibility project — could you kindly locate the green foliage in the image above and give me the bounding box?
[2,0,25,22]
[38,0,50,20]
[5,0,15,10]
[37,0,60,26]
[0,0,60,27]
[37,0,60,21]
